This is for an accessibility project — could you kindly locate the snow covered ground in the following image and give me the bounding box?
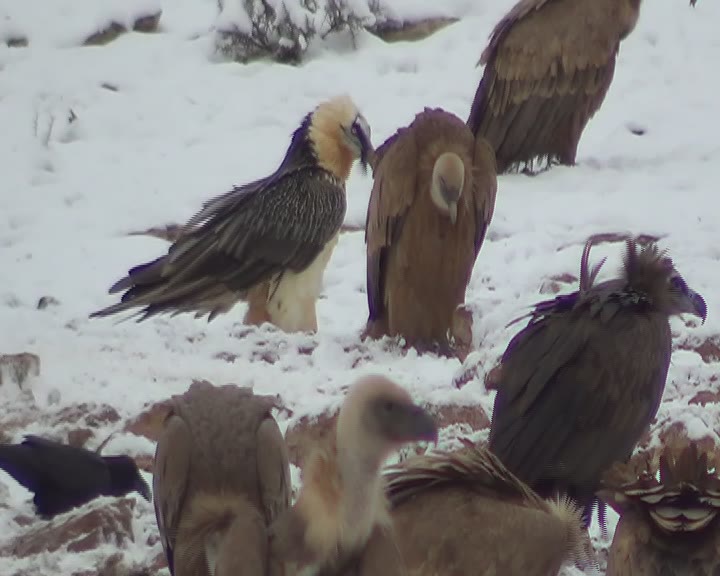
[1,0,719,573]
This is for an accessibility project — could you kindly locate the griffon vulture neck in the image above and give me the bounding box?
[296,412,392,565]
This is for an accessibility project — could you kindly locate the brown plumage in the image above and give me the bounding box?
[362,439,596,575]
[467,0,643,173]
[489,235,707,527]
[91,95,373,333]
[365,108,497,356]
[153,381,292,576]
[269,374,438,575]
[600,438,720,575]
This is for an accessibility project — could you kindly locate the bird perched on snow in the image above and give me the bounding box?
[91,95,373,333]
[599,437,720,575]
[488,235,707,528]
[0,435,151,518]
[366,439,597,576]
[269,374,438,575]
[364,108,497,357]
[152,381,291,576]
[467,0,644,173]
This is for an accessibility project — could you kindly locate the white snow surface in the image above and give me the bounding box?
[1,0,719,574]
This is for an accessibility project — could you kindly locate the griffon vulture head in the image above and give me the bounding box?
[429,151,466,224]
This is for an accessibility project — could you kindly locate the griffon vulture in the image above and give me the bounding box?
[489,235,707,527]
[361,439,597,576]
[0,435,151,518]
[365,108,497,356]
[269,374,438,575]
[600,438,720,575]
[467,0,643,172]
[91,95,373,333]
[153,381,292,576]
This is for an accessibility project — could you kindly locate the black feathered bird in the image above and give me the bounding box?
[90,94,373,334]
[0,435,152,518]
[488,235,707,528]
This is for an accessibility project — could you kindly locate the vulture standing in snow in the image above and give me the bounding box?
[599,437,720,575]
[365,108,497,357]
[0,435,151,518]
[467,0,644,173]
[153,381,292,576]
[363,439,596,576]
[91,95,373,334]
[269,374,438,575]
[489,235,707,527]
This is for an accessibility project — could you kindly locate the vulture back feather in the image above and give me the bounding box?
[153,381,292,576]
[467,0,643,172]
[489,235,707,527]
[600,437,720,575]
[369,440,598,576]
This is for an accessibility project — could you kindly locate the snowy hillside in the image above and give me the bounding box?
[1,0,719,573]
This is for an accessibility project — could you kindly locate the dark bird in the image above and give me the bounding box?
[153,380,292,576]
[488,235,707,527]
[91,95,373,333]
[0,435,151,518]
[362,439,596,576]
[467,0,643,173]
[364,108,497,358]
[269,374,438,576]
[599,436,720,575]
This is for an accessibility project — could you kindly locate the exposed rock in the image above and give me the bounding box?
[5,36,28,48]
[67,428,94,448]
[2,498,137,557]
[54,403,122,429]
[483,362,503,391]
[36,296,61,310]
[689,382,720,406]
[123,399,172,443]
[426,403,490,432]
[367,16,458,43]
[539,273,578,295]
[83,11,162,46]
[0,352,40,390]
[679,337,720,363]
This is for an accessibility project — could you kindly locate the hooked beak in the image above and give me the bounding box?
[397,404,439,445]
[688,289,707,324]
[448,202,458,225]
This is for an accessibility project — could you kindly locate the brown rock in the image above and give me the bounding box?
[367,16,459,43]
[67,428,94,448]
[3,498,137,557]
[123,400,172,443]
[484,362,503,391]
[0,352,40,389]
[53,404,122,428]
[83,11,162,46]
[679,337,720,363]
[135,454,154,473]
[689,384,720,406]
[539,273,578,295]
[426,403,490,431]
